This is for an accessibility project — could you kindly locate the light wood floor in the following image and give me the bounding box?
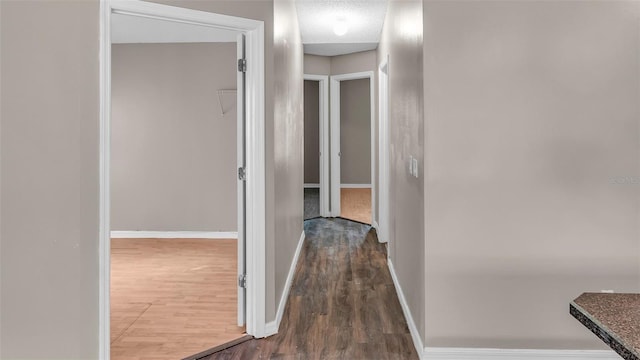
[110,238,245,360]
[341,188,372,224]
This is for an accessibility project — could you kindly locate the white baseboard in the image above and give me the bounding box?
[265,230,306,336]
[110,231,238,239]
[304,183,320,189]
[387,259,425,358]
[372,221,387,243]
[340,183,372,189]
[389,260,618,360]
[423,347,619,359]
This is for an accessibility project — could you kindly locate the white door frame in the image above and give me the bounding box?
[303,74,330,217]
[329,71,376,221]
[99,2,267,359]
[378,58,390,244]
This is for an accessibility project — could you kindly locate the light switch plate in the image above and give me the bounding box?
[412,157,418,178]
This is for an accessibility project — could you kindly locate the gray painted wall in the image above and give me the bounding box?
[304,80,320,184]
[111,43,237,232]
[377,0,426,346]
[273,0,304,327]
[1,0,303,357]
[340,78,371,184]
[303,54,330,76]
[1,1,100,358]
[330,50,377,76]
[423,0,640,350]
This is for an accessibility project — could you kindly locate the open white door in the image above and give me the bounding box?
[237,33,246,326]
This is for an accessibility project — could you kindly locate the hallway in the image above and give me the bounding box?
[203,217,418,360]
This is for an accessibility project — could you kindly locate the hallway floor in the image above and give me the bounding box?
[303,187,372,224]
[304,188,321,220]
[203,218,418,360]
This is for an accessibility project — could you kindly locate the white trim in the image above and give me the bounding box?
[236,32,246,327]
[370,72,377,228]
[110,231,238,239]
[264,320,278,335]
[265,231,306,335]
[100,2,267,359]
[388,259,425,359]
[98,3,110,359]
[329,71,376,220]
[372,220,379,231]
[304,183,320,189]
[378,57,390,245]
[330,76,341,217]
[304,74,330,217]
[340,183,372,189]
[244,14,267,340]
[423,348,619,360]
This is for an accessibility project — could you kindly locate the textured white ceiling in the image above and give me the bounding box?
[296,0,388,56]
[111,13,237,44]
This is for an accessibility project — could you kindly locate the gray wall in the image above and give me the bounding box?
[377,0,426,346]
[1,1,100,358]
[330,50,377,76]
[303,54,330,76]
[272,0,304,325]
[303,51,377,77]
[1,0,303,357]
[304,80,320,184]
[422,0,640,350]
[340,78,371,184]
[111,43,237,232]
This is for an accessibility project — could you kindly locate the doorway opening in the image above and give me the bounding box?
[99,2,266,359]
[303,74,330,220]
[330,71,376,224]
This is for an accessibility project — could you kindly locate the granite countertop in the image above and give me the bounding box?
[570,293,640,360]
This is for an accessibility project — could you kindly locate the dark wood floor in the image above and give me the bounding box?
[304,188,320,220]
[203,217,418,360]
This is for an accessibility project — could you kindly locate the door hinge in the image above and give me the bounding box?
[238,59,247,72]
[238,274,247,288]
[238,167,247,181]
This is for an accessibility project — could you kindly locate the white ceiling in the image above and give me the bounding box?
[111,13,237,44]
[296,0,388,56]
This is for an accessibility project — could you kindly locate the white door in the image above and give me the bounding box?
[237,33,246,326]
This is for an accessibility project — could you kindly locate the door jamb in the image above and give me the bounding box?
[303,74,330,217]
[329,71,376,221]
[378,58,390,244]
[99,2,267,359]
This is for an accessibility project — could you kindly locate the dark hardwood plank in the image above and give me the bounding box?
[204,217,419,360]
[187,335,254,360]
